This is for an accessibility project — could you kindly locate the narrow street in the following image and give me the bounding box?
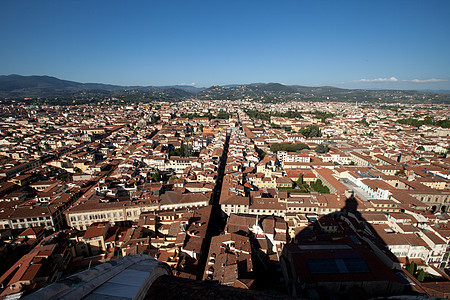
[196,131,230,280]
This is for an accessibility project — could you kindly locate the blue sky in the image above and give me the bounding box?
[1,0,449,90]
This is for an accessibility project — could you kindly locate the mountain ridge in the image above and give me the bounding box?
[0,75,449,104]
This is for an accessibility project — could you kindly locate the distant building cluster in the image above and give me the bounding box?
[0,100,449,298]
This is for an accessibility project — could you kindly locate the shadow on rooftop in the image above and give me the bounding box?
[281,194,410,299]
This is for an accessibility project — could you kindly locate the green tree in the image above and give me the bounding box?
[181,144,193,157]
[270,143,309,152]
[150,115,160,124]
[417,269,425,282]
[310,111,335,122]
[170,147,184,156]
[150,172,161,182]
[310,179,330,193]
[295,174,310,193]
[170,144,195,157]
[315,143,329,153]
[216,111,231,119]
[397,117,450,128]
[395,169,406,176]
[406,261,416,275]
[296,174,304,186]
[299,125,322,138]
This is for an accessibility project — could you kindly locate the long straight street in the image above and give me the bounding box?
[196,131,230,280]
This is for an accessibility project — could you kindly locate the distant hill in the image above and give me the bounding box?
[0,75,194,100]
[197,83,450,104]
[196,83,298,101]
[0,74,123,93]
[417,89,450,95]
[157,85,206,94]
[0,75,449,104]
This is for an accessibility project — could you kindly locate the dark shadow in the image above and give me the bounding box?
[281,194,413,299]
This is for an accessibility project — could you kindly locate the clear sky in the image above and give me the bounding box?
[1,0,449,90]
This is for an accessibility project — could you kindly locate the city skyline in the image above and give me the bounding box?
[1,0,449,90]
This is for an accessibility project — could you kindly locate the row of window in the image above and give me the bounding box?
[70,211,124,222]
[69,208,160,224]
[224,205,319,212]
[11,216,51,223]
[250,209,283,214]
[288,207,318,212]
[420,196,449,202]
[12,221,52,229]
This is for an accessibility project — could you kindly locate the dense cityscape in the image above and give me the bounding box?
[2,0,449,298]
[0,98,448,298]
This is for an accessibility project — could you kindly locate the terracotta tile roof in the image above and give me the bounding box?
[83,222,109,239]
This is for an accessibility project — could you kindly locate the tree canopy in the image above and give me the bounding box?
[299,125,321,138]
[270,143,309,152]
[310,179,330,193]
[397,117,450,128]
[315,143,329,153]
[169,144,197,157]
